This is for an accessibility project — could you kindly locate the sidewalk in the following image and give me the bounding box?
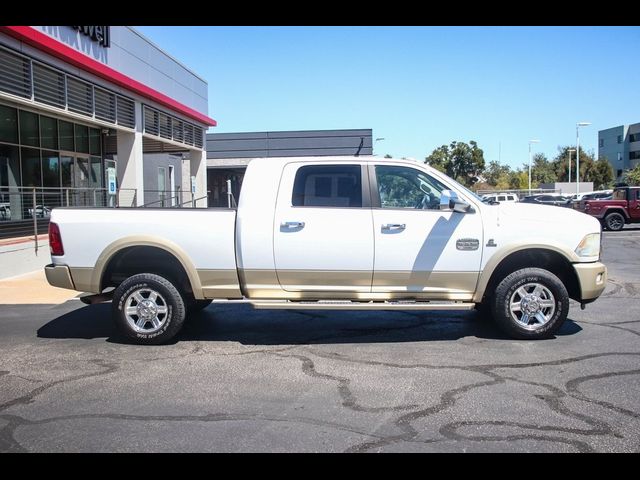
[0,269,79,304]
[0,234,78,304]
[0,235,51,280]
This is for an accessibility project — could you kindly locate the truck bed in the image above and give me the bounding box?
[49,207,240,298]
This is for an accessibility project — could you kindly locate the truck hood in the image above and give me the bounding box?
[481,202,602,262]
[497,202,599,230]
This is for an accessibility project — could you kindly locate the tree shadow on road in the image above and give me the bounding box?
[36,301,582,346]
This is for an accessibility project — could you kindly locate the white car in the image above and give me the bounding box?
[45,156,607,344]
[482,193,519,203]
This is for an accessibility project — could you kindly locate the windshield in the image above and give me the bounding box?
[444,176,485,203]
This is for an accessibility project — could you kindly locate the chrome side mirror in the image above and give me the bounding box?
[440,190,472,213]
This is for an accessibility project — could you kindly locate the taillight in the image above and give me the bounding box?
[49,222,64,256]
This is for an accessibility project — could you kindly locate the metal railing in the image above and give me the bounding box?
[0,186,111,251]
[475,188,560,199]
[0,184,221,251]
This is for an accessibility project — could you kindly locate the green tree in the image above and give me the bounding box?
[508,169,528,190]
[424,145,449,174]
[384,154,392,159]
[622,164,640,186]
[589,158,614,189]
[529,152,556,186]
[485,160,511,187]
[425,140,485,186]
[552,146,607,186]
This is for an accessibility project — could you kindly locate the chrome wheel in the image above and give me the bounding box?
[508,283,556,331]
[124,288,169,334]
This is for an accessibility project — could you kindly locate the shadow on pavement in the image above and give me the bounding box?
[37,301,582,345]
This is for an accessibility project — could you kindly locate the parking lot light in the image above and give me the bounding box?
[576,122,592,195]
[528,139,540,196]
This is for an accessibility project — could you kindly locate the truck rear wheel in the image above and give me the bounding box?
[112,273,186,345]
[604,212,625,231]
[491,268,569,340]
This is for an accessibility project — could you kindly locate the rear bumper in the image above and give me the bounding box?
[44,264,76,290]
[573,262,607,301]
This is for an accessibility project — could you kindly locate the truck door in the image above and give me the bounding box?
[630,188,640,220]
[273,162,373,293]
[370,164,483,299]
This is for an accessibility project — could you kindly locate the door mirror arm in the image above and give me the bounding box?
[439,190,474,213]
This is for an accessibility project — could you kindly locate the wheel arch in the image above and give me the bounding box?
[474,246,581,303]
[92,236,204,299]
[603,208,629,220]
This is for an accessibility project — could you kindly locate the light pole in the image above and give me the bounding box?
[528,139,540,195]
[567,148,576,184]
[576,122,591,195]
[374,137,385,156]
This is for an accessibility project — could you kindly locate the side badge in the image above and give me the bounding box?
[486,239,497,247]
[456,238,479,251]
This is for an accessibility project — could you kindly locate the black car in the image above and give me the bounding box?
[521,194,571,207]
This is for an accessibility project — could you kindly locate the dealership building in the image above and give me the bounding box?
[206,129,373,206]
[0,26,215,233]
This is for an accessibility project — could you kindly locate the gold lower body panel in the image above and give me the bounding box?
[241,269,477,301]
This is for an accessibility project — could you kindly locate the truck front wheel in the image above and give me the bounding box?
[112,273,187,345]
[491,268,569,340]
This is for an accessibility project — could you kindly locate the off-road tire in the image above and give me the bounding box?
[604,212,625,232]
[112,273,186,345]
[491,267,569,340]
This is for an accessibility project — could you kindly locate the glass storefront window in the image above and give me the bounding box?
[59,120,74,151]
[74,124,89,153]
[60,155,73,188]
[42,151,60,187]
[89,128,101,155]
[0,144,20,188]
[21,147,41,187]
[40,116,58,150]
[0,105,18,144]
[19,111,39,147]
[75,157,89,188]
[90,156,103,188]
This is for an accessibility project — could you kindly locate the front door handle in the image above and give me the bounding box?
[382,223,406,231]
[281,221,305,229]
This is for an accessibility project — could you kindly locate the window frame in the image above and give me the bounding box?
[289,163,371,209]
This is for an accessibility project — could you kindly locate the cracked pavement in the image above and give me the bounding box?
[1,228,639,452]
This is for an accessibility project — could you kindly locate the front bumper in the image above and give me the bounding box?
[44,264,76,290]
[573,262,607,301]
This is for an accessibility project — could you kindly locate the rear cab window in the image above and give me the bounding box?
[291,164,363,208]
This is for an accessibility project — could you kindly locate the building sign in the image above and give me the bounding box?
[72,26,110,48]
[107,167,117,195]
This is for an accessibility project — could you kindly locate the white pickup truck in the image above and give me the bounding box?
[45,156,607,344]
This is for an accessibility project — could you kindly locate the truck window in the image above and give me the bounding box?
[375,165,447,209]
[613,190,627,201]
[291,164,362,208]
[498,196,506,201]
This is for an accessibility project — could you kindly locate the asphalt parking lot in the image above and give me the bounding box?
[1,227,639,452]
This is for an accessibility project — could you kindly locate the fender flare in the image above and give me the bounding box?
[91,235,204,298]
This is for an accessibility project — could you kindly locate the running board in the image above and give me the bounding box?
[250,300,475,311]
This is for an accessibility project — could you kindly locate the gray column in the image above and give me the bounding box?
[116,102,144,206]
[188,148,207,207]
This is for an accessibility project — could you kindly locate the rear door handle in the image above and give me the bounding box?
[281,221,305,229]
[382,223,406,231]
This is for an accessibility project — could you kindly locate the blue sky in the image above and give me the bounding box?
[136,26,640,169]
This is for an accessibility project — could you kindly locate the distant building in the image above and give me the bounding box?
[206,129,372,206]
[598,123,640,179]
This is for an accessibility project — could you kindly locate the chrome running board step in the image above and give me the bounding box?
[250,300,475,311]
